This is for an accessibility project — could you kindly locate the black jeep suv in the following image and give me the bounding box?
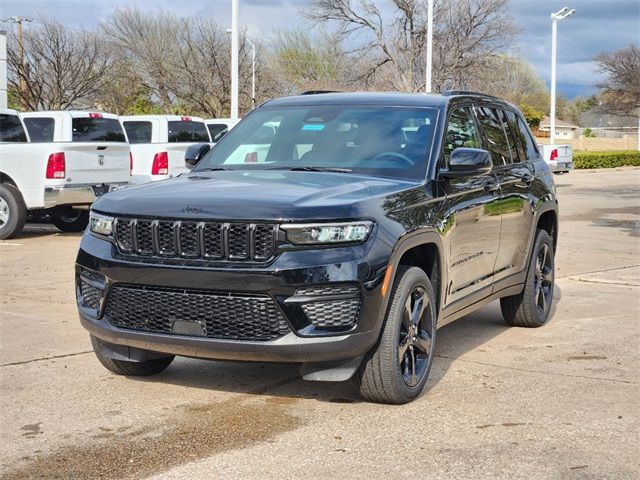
[76,92,558,404]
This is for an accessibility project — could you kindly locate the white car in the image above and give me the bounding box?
[0,109,130,239]
[121,115,212,184]
[205,118,239,143]
[538,144,574,173]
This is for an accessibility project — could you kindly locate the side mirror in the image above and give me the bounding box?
[185,143,211,170]
[440,148,492,179]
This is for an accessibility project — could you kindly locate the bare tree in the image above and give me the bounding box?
[102,8,183,113]
[306,0,518,92]
[595,43,640,117]
[267,29,352,95]
[7,18,111,110]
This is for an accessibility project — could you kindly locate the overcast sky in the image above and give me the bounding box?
[1,0,638,98]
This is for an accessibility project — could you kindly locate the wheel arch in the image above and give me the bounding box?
[0,172,19,188]
[380,230,446,320]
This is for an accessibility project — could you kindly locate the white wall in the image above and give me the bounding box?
[0,31,7,109]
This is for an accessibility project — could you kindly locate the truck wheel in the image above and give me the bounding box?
[50,207,89,232]
[90,336,174,376]
[501,229,555,327]
[0,183,27,240]
[357,266,437,404]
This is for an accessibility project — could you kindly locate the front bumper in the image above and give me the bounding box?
[44,183,129,208]
[76,232,390,365]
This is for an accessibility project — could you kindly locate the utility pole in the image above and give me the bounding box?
[2,17,32,110]
[425,0,433,93]
[230,0,239,120]
[549,7,575,146]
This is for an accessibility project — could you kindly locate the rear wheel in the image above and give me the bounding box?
[90,335,174,376]
[501,229,555,327]
[357,266,437,404]
[0,183,27,240]
[50,207,89,232]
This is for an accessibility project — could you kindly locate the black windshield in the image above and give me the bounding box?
[194,105,438,181]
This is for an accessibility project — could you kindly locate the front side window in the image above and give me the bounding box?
[476,106,511,165]
[167,121,210,142]
[123,121,152,144]
[72,118,126,142]
[23,117,55,142]
[207,124,229,142]
[194,105,439,181]
[0,114,28,142]
[442,107,481,166]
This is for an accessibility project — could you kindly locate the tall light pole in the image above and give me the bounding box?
[246,38,256,109]
[230,0,239,120]
[425,0,433,93]
[2,16,32,110]
[549,7,575,146]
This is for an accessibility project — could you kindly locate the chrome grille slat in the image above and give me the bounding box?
[114,217,276,262]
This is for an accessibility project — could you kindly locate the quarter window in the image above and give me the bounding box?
[443,107,481,166]
[476,106,511,165]
[510,113,540,162]
[123,121,153,144]
[23,117,55,142]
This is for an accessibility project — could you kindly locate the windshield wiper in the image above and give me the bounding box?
[272,166,352,173]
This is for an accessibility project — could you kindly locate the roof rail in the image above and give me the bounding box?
[441,90,502,100]
[299,90,341,95]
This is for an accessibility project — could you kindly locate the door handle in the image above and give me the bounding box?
[483,179,500,193]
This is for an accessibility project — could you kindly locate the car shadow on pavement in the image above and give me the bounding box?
[130,286,562,404]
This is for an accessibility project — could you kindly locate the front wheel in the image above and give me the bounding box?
[501,229,555,327]
[50,207,89,232]
[357,266,437,404]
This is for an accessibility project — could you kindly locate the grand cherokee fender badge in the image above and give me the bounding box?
[183,206,202,214]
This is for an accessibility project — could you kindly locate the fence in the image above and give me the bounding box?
[535,135,639,151]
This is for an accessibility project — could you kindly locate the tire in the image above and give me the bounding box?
[50,207,89,232]
[0,183,27,240]
[357,266,437,404]
[501,229,555,327]
[90,335,174,376]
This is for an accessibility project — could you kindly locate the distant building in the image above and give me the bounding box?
[538,116,579,140]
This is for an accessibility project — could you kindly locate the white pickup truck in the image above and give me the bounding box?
[538,144,574,173]
[0,109,130,239]
[121,115,212,184]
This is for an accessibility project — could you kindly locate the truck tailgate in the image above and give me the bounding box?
[61,143,130,185]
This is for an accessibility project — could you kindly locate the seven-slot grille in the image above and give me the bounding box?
[114,218,276,261]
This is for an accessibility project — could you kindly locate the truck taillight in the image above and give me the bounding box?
[89,112,103,119]
[152,152,169,175]
[46,152,66,179]
[550,149,558,161]
[129,152,133,176]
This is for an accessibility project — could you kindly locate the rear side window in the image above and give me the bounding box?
[72,118,126,142]
[207,123,229,142]
[499,110,520,163]
[476,106,511,165]
[507,111,540,162]
[442,107,481,166]
[0,114,28,142]
[23,117,55,142]
[123,121,152,144]
[168,121,209,143]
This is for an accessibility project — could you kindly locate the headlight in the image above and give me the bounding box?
[282,221,373,245]
[89,211,114,236]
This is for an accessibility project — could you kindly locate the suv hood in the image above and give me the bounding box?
[93,170,416,220]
